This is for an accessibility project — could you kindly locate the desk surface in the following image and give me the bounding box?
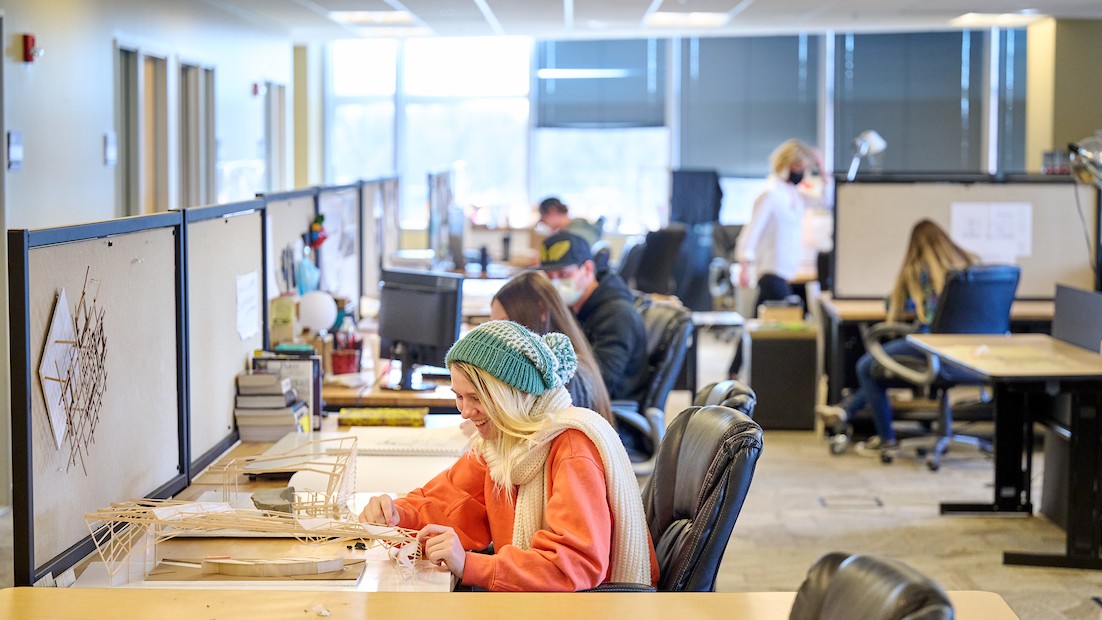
[820,294,1054,323]
[0,588,1018,619]
[908,333,1102,380]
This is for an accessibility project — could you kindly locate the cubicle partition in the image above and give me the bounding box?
[183,200,267,474]
[8,213,189,586]
[317,183,362,303]
[260,187,318,301]
[361,176,398,300]
[833,176,1099,299]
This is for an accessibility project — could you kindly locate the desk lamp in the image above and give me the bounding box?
[846,129,887,181]
[1069,136,1102,188]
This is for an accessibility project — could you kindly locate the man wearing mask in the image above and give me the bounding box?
[538,231,646,403]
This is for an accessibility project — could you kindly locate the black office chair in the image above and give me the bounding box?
[693,379,757,418]
[617,238,646,289]
[858,264,1021,470]
[591,240,612,276]
[634,226,687,296]
[643,405,763,591]
[613,295,694,472]
[790,552,954,620]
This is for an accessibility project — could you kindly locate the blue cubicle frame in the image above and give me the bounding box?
[7,211,189,587]
[182,199,268,475]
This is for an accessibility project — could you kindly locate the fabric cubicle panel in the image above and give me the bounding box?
[318,184,361,303]
[8,213,187,586]
[834,178,1097,299]
[261,188,318,301]
[184,201,265,474]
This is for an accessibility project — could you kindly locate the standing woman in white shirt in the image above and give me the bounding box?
[729,139,826,376]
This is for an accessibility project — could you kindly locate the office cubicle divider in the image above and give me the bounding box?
[182,199,267,475]
[8,212,189,587]
[360,176,399,300]
[317,183,362,305]
[832,175,1100,300]
[258,187,318,303]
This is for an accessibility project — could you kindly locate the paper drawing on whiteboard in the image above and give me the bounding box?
[37,268,109,474]
[950,202,1032,263]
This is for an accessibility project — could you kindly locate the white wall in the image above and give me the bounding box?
[0,1,295,511]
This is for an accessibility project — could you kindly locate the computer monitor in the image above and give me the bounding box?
[378,268,463,391]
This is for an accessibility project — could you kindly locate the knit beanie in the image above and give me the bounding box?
[445,320,577,395]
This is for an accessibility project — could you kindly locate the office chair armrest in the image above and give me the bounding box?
[643,406,666,444]
[861,322,941,386]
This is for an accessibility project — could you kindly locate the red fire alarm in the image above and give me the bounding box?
[22,34,42,63]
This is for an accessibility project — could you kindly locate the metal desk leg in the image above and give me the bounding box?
[941,381,1032,515]
[1005,385,1102,569]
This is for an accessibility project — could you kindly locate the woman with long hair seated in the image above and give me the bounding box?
[359,320,658,591]
[490,270,614,427]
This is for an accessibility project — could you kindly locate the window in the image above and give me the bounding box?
[264,81,288,192]
[833,31,990,174]
[179,63,215,207]
[680,36,820,176]
[328,39,397,184]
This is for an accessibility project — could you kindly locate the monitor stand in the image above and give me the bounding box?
[381,343,437,392]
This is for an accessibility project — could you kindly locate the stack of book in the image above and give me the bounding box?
[234,373,308,442]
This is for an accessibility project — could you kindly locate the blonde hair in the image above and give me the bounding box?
[887,219,979,323]
[451,361,555,493]
[769,139,815,176]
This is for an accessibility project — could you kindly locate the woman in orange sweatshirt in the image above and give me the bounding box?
[359,320,658,591]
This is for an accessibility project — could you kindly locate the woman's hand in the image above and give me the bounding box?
[417,524,466,578]
[358,494,400,527]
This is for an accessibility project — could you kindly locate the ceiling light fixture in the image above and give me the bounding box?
[329,11,415,27]
[949,11,1045,28]
[646,12,730,29]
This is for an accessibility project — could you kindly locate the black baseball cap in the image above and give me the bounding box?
[537,231,592,271]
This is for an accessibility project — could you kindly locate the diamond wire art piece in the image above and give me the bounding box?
[38,268,107,474]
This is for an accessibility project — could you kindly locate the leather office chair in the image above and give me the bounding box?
[634,226,687,296]
[616,238,646,288]
[613,295,694,473]
[591,240,612,276]
[790,552,953,620]
[693,379,757,418]
[643,405,763,591]
[861,264,1020,470]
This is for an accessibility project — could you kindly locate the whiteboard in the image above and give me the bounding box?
[834,180,1097,299]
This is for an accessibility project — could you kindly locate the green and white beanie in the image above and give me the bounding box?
[445,320,577,395]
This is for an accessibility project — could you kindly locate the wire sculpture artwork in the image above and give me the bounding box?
[38,267,107,474]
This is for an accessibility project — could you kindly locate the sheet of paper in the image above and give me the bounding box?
[236,270,260,340]
[38,289,75,449]
[950,201,1032,263]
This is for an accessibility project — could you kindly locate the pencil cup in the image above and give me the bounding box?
[331,349,361,375]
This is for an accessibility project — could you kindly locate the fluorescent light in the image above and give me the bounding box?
[537,68,634,79]
[646,12,730,28]
[949,12,1045,28]
[330,11,415,27]
[352,26,433,38]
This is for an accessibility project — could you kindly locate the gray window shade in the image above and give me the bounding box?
[537,39,666,128]
[997,29,1028,174]
[679,36,820,177]
[834,31,988,174]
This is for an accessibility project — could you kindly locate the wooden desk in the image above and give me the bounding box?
[322,382,457,413]
[909,333,1102,570]
[0,588,1019,619]
[819,293,1054,403]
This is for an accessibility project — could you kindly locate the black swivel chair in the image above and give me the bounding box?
[860,264,1021,469]
[634,226,688,296]
[643,405,763,591]
[790,552,954,620]
[613,295,694,473]
[693,379,757,418]
[616,238,646,289]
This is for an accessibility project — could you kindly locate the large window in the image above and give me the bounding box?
[327,39,397,185]
[680,35,820,177]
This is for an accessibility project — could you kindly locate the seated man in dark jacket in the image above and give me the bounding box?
[539,231,647,403]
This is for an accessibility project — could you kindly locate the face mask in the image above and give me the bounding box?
[551,277,584,307]
[788,170,805,186]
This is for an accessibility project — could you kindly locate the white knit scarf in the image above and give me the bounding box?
[477,397,652,587]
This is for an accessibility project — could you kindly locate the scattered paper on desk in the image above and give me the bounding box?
[236,270,260,340]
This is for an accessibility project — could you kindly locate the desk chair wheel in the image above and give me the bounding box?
[828,433,850,455]
[926,457,940,472]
